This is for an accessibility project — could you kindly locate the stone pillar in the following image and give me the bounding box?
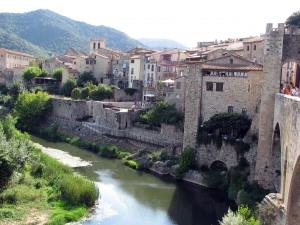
[183,64,202,149]
[255,23,285,189]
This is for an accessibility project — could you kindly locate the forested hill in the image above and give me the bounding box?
[0,9,143,58]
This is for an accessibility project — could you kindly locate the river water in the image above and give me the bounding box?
[31,136,233,225]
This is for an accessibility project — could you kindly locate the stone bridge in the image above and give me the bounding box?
[261,94,300,225]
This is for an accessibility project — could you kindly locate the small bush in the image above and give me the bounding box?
[61,79,76,97]
[71,88,81,99]
[124,160,140,170]
[59,175,98,207]
[0,208,16,219]
[98,145,118,158]
[52,68,63,81]
[219,206,261,225]
[23,66,42,81]
[76,72,96,87]
[175,147,196,178]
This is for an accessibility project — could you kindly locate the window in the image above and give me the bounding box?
[216,82,223,92]
[93,43,96,49]
[206,82,213,91]
[247,45,250,51]
[98,43,100,49]
[242,108,247,115]
[131,68,134,75]
[253,45,256,51]
[131,60,135,63]
[228,106,234,113]
[151,65,154,71]
[148,64,150,69]
[158,66,161,72]
[230,58,233,64]
[176,82,181,89]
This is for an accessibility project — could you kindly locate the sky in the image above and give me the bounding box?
[0,0,299,47]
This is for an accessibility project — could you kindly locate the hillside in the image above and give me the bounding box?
[138,38,186,50]
[0,9,143,57]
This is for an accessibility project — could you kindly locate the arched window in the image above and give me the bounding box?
[98,43,101,49]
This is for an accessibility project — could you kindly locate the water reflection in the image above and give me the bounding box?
[31,136,233,225]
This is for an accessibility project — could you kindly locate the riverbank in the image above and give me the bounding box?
[0,116,98,225]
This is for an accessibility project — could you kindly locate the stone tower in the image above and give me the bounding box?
[183,64,202,149]
[255,23,285,189]
[90,38,106,54]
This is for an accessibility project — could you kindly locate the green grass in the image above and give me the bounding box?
[46,201,87,225]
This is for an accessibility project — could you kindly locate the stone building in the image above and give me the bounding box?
[183,53,263,148]
[242,37,264,64]
[0,48,35,70]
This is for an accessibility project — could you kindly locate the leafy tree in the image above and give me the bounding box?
[140,101,183,127]
[89,84,113,101]
[80,87,90,99]
[175,147,196,178]
[22,66,42,81]
[52,68,64,81]
[14,91,50,131]
[38,70,49,77]
[61,79,76,97]
[286,11,300,27]
[71,88,81,99]
[76,72,96,87]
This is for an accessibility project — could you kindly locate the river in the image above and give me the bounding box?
[31,136,234,225]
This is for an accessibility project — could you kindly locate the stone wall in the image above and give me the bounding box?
[114,88,141,102]
[48,97,183,150]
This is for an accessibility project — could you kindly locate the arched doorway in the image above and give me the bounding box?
[286,157,300,225]
[210,160,228,172]
[272,123,281,192]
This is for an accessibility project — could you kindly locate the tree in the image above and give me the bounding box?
[76,72,96,87]
[14,91,50,131]
[52,68,64,81]
[286,11,300,27]
[38,70,49,77]
[61,79,76,97]
[23,66,42,81]
[71,88,81,99]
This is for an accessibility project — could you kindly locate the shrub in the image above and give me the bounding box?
[59,175,98,207]
[80,87,90,99]
[124,160,140,170]
[124,88,137,96]
[203,113,251,139]
[175,147,196,178]
[14,91,50,131]
[76,72,96,87]
[89,84,113,101]
[71,88,81,99]
[219,206,261,225]
[53,68,64,81]
[98,145,118,158]
[140,101,183,127]
[286,11,300,27]
[0,208,15,219]
[23,66,42,81]
[61,79,76,97]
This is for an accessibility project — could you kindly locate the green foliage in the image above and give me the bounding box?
[286,11,300,27]
[14,91,50,131]
[39,70,49,77]
[203,113,251,138]
[61,79,76,97]
[52,68,63,81]
[124,160,140,170]
[124,88,137,96]
[175,147,196,178]
[23,66,42,81]
[140,101,183,127]
[76,72,96,87]
[219,206,261,225]
[227,167,248,201]
[71,88,81,99]
[238,183,269,208]
[46,201,87,225]
[0,208,15,219]
[60,175,98,207]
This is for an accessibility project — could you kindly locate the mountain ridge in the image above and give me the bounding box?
[0,9,144,58]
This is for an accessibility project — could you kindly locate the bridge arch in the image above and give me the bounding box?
[286,156,300,225]
[210,160,228,172]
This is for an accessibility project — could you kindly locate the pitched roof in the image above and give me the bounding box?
[0,48,34,58]
[201,64,262,71]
